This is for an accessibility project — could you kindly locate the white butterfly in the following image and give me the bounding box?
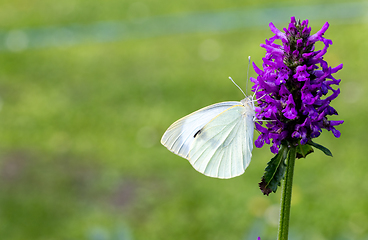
[161,78,256,179]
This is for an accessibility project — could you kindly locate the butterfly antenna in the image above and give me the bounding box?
[254,93,266,101]
[229,77,246,98]
[252,85,259,99]
[246,56,251,95]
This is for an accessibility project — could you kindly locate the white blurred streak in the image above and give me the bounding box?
[5,30,28,52]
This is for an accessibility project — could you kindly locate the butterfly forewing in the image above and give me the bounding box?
[161,102,240,158]
[188,105,254,179]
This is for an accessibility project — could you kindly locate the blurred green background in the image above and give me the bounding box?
[0,1,367,239]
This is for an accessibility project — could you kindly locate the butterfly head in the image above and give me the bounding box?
[241,96,255,112]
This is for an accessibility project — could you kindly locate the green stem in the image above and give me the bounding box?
[277,145,296,240]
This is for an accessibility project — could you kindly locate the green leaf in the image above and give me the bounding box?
[308,141,333,157]
[296,142,314,159]
[259,145,289,195]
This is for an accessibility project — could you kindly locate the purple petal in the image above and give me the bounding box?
[270,144,279,154]
[269,22,287,41]
[330,120,344,126]
[293,65,310,81]
[332,128,341,138]
[252,62,264,75]
[308,22,329,43]
[331,64,343,74]
[282,94,298,119]
[261,44,284,56]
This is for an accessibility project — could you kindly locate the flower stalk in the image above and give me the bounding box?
[277,145,296,240]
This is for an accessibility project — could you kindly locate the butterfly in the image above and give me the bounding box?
[161,77,257,179]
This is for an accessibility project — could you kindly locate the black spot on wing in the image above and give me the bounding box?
[194,129,202,138]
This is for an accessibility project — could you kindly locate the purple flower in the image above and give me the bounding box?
[251,17,343,153]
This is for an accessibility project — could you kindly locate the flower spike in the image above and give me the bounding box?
[252,17,343,154]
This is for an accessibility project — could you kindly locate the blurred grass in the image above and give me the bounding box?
[0,1,367,240]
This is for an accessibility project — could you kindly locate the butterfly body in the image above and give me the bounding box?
[161,96,255,179]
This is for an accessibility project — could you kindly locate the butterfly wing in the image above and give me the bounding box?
[189,104,254,179]
[161,101,240,159]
